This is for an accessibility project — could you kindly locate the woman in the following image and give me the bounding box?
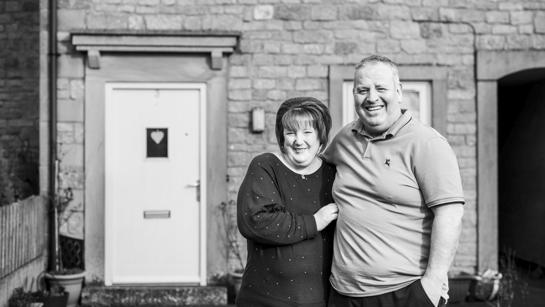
[236,97,338,307]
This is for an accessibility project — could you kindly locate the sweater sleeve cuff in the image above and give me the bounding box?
[303,214,318,238]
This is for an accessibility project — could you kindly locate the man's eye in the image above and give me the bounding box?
[357,89,368,94]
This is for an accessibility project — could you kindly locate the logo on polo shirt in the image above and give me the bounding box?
[385,158,391,167]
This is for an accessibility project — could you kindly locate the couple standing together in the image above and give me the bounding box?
[236,55,465,307]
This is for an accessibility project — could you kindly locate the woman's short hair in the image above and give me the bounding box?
[275,97,331,153]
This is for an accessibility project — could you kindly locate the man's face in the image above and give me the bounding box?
[353,62,402,136]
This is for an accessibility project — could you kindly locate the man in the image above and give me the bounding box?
[324,55,464,307]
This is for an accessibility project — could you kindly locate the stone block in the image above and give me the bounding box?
[239,39,264,53]
[377,4,411,20]
[145,15,182,30]
[518,24,534,34]
[228,113,249,129]
[510,11,533,25]
[252,78,275,89]
[280,42,302,54]
[506,34,532,49]
[87,13,128,29]
[128,15,144,30]
[58,99,84,122]
[58,55,84,78]
[390,20,420,39]
[339,5,377,20]
[411,7,439,21]
[304,44,326,54]
[284,21,303,30]
[275,4,311,20]
[535,12,545,33]
[230,66,249,78]
[293,30,333,43]
[228,101,250,113]
[254,5,273,20]
[295,78,322,91]
[400,40,427,54]
[532,35,545,48]
[229,127,249,143]
[311,5,337,21]
[273,54,294,65]
[498,2,523,11]
[228,151,251,167]
[477,35,506,50]
[81,286,227,307]
[485,11,509,24]
[263,42,281,53]
[58,9,86,31]
[491,24,517,34]
[307,65,327,77]
[229,79,251,89]
[228,90,252,101]
[377,40,401,53]
[257,66,288,78]
[267,90,286,101]
[334,42,357,55]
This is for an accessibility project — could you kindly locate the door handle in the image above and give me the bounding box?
[186,180,200,202]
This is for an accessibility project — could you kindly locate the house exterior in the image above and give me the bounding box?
[7,0,542,288]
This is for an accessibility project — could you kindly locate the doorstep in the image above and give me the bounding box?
[81,285,227,307]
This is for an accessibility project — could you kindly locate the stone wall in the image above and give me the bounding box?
[0,0,40,205]
[53,0,545,275]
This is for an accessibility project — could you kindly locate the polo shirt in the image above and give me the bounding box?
[323,111,465,297]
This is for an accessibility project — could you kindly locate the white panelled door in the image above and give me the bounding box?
[105,83,206,285]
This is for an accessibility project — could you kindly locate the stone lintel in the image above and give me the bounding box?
[71,31,240,70]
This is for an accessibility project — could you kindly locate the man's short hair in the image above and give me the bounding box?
[275,97,332,154]
[355,54,400,83]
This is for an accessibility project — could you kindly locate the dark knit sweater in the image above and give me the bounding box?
[236,153,336,307]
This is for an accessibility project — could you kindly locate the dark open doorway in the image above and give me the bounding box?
[497,68,545,304]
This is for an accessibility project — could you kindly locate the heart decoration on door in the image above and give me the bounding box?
[151,130,164,144]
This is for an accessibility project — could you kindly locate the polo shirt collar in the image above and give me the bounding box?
[351,109,412,140]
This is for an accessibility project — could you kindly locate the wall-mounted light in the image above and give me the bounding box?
[251,107,265,133]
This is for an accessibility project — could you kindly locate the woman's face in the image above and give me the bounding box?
[282,121,321,170]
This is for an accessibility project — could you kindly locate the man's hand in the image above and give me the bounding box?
[314,203,338,231]
[420,275,444,306]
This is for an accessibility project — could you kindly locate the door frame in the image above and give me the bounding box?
[476,50,545,271]
[103,82,207,285]
[84,54,228,284]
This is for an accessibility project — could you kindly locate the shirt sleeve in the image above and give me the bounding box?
[413,136,465,207]
[237,156,318,246]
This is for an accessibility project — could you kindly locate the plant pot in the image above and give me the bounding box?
[44,271,85,307]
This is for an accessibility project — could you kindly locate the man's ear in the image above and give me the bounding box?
[397,81,403,102]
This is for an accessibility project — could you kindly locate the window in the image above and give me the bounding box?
[329,65,447,135]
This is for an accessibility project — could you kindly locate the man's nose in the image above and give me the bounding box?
[368,88,379,102]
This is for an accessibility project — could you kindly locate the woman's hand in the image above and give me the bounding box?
[314,203,338,231]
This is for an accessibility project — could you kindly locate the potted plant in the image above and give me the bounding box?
[44,160,85,307]
[219,200,246,301]
[9,286,68,307]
